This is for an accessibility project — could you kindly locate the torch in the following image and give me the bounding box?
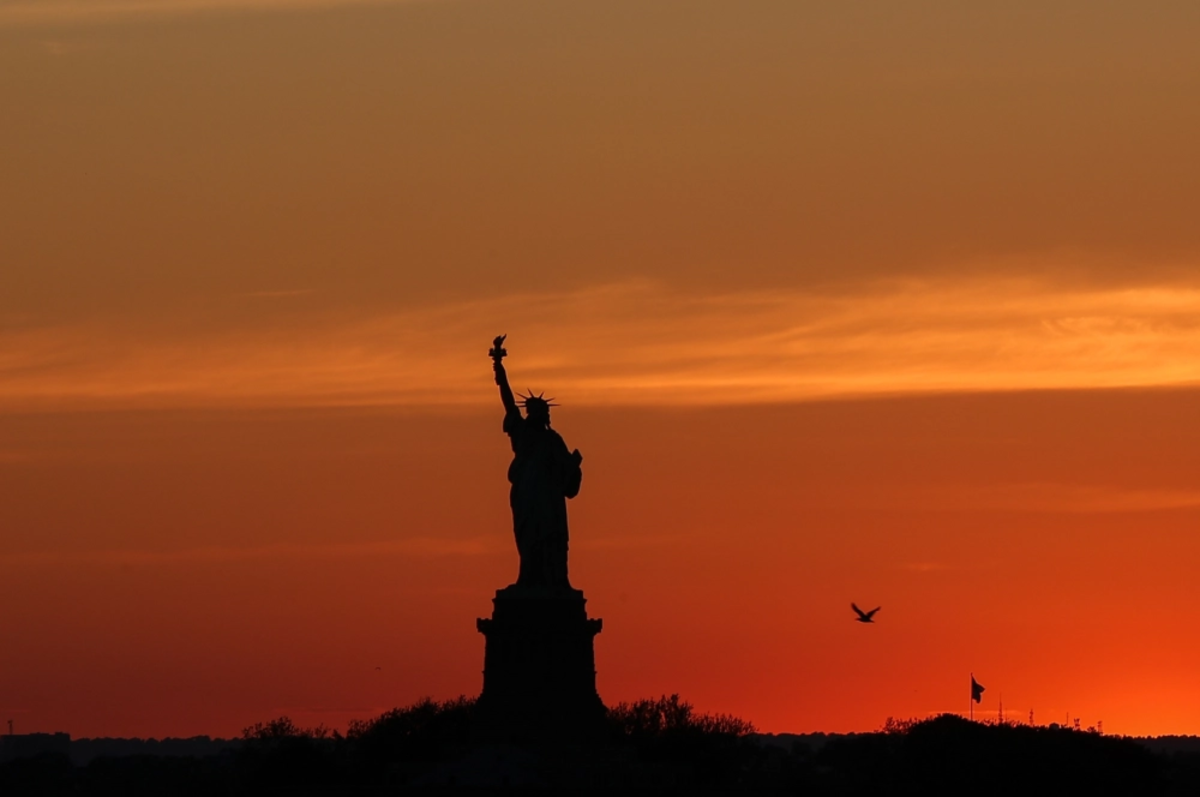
[489,334,508,364]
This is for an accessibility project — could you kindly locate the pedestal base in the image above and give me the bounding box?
[475,586,605,742]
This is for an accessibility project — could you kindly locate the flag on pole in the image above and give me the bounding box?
[971,674,985,704]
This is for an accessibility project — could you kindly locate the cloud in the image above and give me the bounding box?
[886,482,1200,514]
[975,484,1200,514]
[235,289,317,299]
[0,536,497,568]
[0,0,418,28]
[2,276,1199,411]
[573,533,686,551]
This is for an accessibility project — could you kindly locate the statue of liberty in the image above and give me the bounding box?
[490,335,583,590]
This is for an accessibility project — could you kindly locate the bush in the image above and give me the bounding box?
[608,694,755,740]
[346,695,475,765]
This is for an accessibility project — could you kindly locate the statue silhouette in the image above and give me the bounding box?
[490,336,583,590]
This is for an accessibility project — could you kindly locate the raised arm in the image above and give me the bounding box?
[494,360,518,413]
[490,335,518,414]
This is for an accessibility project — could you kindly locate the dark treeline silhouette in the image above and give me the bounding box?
[0,734,237,766]
[71,735,235,764]
[5,703,1200,795]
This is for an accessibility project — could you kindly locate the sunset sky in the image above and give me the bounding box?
[3,0,1200,739]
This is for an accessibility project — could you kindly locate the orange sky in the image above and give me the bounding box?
[2,0,1200,738]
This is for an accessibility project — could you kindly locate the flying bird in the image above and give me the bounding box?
[852,603,881,623]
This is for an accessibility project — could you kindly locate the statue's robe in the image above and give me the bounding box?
[504,406,582,588]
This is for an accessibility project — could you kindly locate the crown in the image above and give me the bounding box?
[518,390,559,408]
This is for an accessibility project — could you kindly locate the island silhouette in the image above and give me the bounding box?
[6,705,1197,794]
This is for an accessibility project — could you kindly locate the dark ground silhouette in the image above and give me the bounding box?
[5,701,1200,795]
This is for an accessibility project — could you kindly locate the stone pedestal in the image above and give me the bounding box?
[474,586,606,742]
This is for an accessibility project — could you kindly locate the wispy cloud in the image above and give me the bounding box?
[236,289,316,299]
[41,39,73,55]
[940,483,1200,514]
[2,276,1199,411]
[0,536,496,568]
[876,482,1200,514]
[0,0,419,28]
[574,533,685,551]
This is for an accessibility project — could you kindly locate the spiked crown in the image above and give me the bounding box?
[518,390,558,415]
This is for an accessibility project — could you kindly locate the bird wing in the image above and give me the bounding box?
[851,602,865,618]
[865,606,881,619]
